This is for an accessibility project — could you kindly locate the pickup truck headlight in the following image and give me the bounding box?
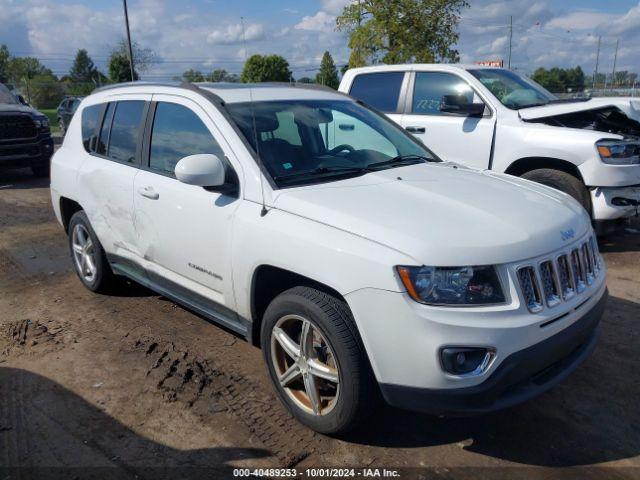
[396,265,505,306]
[34,117,50,130]
[597,140,640,165]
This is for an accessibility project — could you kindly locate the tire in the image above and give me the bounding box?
[261,286,376,434]
[31,163,50,178]
[521,169,591,214]
[67,211,117,293]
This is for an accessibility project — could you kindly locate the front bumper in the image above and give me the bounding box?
[0,135,54,170]
[591,186,640,221]
[379,290,606,415]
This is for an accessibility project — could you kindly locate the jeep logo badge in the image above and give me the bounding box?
[561,229,575,241]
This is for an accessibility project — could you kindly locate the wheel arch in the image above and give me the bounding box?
[504,156,585,183]
[59,197,83,234]
[249,265,347,346]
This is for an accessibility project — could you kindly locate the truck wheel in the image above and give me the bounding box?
[261,286,376,434]
[521,169,591,214]
[68,211,117,293]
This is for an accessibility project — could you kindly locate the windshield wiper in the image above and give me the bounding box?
[366,154,437,170]
[273,165,368,182]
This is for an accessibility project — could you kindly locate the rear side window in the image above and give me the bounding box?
[107,101,145,163]
[349,72,405,113]
[149,102,224,175]
[96,103,114,156]
[81,104,101,153]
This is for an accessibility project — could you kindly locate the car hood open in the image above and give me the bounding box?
[272,163,591,266]
[519,98,640,137]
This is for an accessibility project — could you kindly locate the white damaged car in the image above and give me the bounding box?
[51,82,607,433]
[340,65,640,231]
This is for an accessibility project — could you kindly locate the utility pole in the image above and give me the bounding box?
[508,15,513,69]
[611,39,619,90]
[592,35,601,90]
[122,0,135,82]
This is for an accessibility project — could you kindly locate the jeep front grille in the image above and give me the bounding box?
[517,236,602,313]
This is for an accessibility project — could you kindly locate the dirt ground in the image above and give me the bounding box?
[1,167,639,480]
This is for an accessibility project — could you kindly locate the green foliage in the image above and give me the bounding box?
[336,0,469,68]
[532,66,585,92]
[108,40,156,83]
[0,44,10,84]
[316,51,339,89]
[68,49,104,94]
[241,54,292,83]
[208,69,239,83]
[29,73,65,108]
[181,69,205,82]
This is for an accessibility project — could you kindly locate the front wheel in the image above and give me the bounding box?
[521,169,591,214]
[261,287,376,434]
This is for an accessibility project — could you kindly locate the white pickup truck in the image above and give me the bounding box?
[339,65,640,230]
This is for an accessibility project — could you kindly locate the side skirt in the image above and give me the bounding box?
[109,256,251,340]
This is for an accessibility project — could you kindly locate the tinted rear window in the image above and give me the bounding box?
[107,101,145,164]
[81,104,102,153]
[349,72,405,113]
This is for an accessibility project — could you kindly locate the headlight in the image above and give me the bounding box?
[597,140,640,165]
[34,117,50,129]
[396,265,506,306]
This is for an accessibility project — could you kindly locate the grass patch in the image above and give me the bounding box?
[40,109,60,134]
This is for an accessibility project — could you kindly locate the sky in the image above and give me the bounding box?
[0,0,638,80]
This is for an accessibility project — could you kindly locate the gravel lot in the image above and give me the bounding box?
[1,167,639,479]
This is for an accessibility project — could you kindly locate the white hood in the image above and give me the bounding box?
[519,97,640,122]
[272,164,591,266]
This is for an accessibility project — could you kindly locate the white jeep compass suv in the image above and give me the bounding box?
[50,81,608,434]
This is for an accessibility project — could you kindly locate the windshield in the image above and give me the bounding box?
[0,84,18,104]
[227,99,438,187]
[468,69,557,109]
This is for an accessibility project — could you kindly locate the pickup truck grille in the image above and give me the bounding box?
[517,236,601,313]
[0,114,37,140]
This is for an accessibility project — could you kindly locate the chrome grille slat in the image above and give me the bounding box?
[517,235,602,314]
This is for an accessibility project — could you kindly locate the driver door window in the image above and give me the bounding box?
[412,72,476,115]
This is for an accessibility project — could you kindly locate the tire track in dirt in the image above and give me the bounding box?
[124,334,325,467]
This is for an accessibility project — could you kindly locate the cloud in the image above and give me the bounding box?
[295,11,335,31]
[207,23,265,45]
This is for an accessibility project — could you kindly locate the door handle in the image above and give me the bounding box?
[405,126,426,134]
[137,186,159,200]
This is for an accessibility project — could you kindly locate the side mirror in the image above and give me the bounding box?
[440,95,485,117]
[17,94,29,106]
[175,154,226,187]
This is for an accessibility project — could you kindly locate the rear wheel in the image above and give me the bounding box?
[261,286,376,434]
[68,211,117,293]
[521,168,591,214]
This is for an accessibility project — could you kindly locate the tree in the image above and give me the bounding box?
[0,44,10,84]
[7,57,49,103]
[181,69,205,82]
[30,73,65,108]
[69,49,104,95]
[297,77,315,84]
[532,66,585,93]
[316,51,339,89]
[108,40,156,83]
[207,69,239,83]
[336,0,469,68]
[240,54,291,83]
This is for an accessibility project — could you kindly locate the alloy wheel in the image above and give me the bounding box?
[71,224,97,283]
[270,314,340,416]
